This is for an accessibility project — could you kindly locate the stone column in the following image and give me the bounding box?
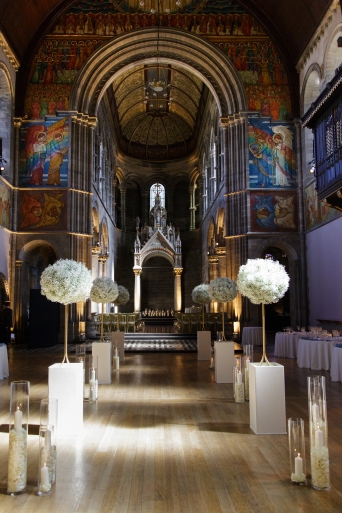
[173,268,183,312]
[134,269,142,313]
[189,184,197,231]
[14,260,23,341]
[119,184,127,232]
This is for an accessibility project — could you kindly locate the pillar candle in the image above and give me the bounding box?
[237,371,242,384]
[14,407,22,432]
[315,428,324,451]
[91,369,96,381]
[41,464,50,486]
[295,453,303,479]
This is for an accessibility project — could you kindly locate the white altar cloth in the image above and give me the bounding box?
[330,346,342,382]
[241,327,262,346]
[297,337,340,371]
[0,344,9,379]
[274,332,308,358]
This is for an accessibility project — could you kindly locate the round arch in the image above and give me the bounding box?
[69,28,247,117]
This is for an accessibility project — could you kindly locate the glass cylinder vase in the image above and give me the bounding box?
[89,355,98,403]
[243,345,253,401]
[288,418,307,485]
[37,425,55,495]
[75,344,86,398]
[233,357,244,403]
[7,380,30,495]
[308,375,330,490]
[112,344,120,371]
[40,398,58,434]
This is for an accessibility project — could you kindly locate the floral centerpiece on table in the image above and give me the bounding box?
[192,284,211,331]
[237,258,289,364]
[113,285,130,331]
[209,277,238,340]
[40,259,93,363]
[90,277,119,341]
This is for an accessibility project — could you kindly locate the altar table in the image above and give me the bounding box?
[0,343,9,379]
[241,327,262,346]
[330,346,342,382]
[274,332,308,358]
[297,337,340,371]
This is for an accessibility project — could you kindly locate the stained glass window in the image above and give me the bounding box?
[150,183,165,210]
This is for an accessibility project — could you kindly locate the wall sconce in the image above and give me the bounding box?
[309,159,315,174]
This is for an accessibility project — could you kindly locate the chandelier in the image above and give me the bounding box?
[139,0,182,111]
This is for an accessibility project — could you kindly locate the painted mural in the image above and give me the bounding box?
[24,0,291,121]
[0,179,10,229]
[305,182,341,230]
[250,191,297,232]
[18,190,68,231]
[19,117,69,188]
[248,117,296,189]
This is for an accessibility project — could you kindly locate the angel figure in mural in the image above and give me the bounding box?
[271,125,295,187]
[25,125,48,185]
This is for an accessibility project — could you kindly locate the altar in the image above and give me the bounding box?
[141,316,176,333]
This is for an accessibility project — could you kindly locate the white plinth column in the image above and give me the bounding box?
[111,331,125,362]
[197,331,211,360]
[48,363,83,435]
[92,342,112,384]
[249,363,286,434]
[173,268,182,312]
[134,269,141,313]
[214,341,235,383]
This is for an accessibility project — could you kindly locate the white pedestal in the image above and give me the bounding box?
[111,332,125,362]
[197,331,211,360]
[92,342,112,384]
[249,363,286,434]
[214,341,235,383]
[48,363,83,435]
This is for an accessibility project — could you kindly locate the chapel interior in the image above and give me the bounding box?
[0,0,342,511]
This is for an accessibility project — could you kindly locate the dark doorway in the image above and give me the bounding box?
[262,247,290,332]
[28,290,60,349]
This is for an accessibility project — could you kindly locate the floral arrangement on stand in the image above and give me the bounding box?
[40,259,93,363]
[237,257,289,364]
[191,284,211,331]
[113,285,130,331]
[90,277,119,341]
[209,277,238,340]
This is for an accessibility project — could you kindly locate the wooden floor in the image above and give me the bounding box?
[0,343,342,513]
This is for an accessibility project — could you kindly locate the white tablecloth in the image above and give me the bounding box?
[241,327,262,346]
[330,346,342,381]
[274,332,308,358]
[0,344,9,379]
[297,338,340,371]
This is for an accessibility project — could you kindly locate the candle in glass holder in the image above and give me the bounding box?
[295,453,303,479]
[14,407,22,432]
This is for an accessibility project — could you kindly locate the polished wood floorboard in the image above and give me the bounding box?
[0,343,342,512]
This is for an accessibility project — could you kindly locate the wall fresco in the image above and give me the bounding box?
[0,179,10,229]
[23,0,291,121]
[305,181,341,230]
[248,117,296,189]
[250,191,297,232]
[19,117,69,187]
[18,190,68,231]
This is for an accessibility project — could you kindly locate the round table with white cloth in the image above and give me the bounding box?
[241,327,262,346]
[297,337,341,371]
[330,346,342,381]
[0,343,9,379]
[274,331,308,358]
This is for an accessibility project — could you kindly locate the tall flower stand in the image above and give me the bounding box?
[214,341,235,383]
[48,363,83,435]
[111,332,125,363]
[197,331,211,360]
[92,341,112,384]
[249,362,286,434]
